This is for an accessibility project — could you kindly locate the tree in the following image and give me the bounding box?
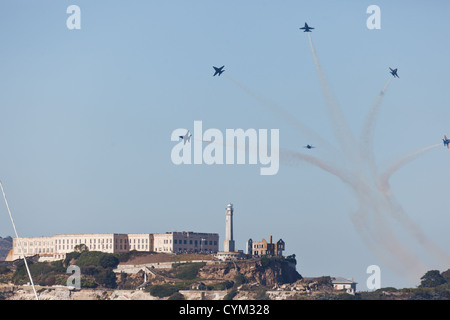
[419,270,446,288]
[74,244,88,252]
[99,254,119,269]
[441,269,450,283]
[94,269,117,289]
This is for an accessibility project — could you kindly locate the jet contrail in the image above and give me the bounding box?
[282,147,430,279]
[302,32,450,281]
[280,148,353,185]
[360,77,392,177]
[375,143,450,265]
[0,181,39,300]
[307,33,357,162]
[224,73,337,152]
[378,144,441,195]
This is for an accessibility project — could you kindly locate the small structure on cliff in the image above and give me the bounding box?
[246,236,285,257]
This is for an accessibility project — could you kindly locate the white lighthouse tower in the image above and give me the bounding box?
[223,203,235,252]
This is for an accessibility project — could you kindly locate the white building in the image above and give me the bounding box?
[127,234,153,252]
[7,231,219,262]
[331,277,357,294]
[153,232,219,253]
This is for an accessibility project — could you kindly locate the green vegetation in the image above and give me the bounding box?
[224,289,237,300]
[8,251,120,289]
[71,251,119,289]
[70,251,119,269]
[254,287,269,300]
[0,266,10,275]
[357,269,450,300]
[224,273,248,300]
[168,292,185,300]
[286,254,297,265]
[170,262,206,280]
[12,260,66,286]
[147,282,191,298]
[419,270,446,288]
[206,280,234,291]
[260,255,284,268]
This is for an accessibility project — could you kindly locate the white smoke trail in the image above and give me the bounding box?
[224,74,336,152]
[282,148,429,279]
[308,33,357,162]
[280,148,353,185]
[303,33,450,280]
[0,181,39,300]
[360,77,392,177]
[378,144,440,194]
[377,144,450,266]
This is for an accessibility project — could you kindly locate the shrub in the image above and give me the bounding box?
[43,275,56,286]
[99,254,119,269]
[286,254,297,265]
[0,266,10,275]
[168,292,185,300]
[81,277,97,289]
[81,265,103,276]
[50,260,65,273]
[64,252,81,266]
[254,287,269,300]
[209,280,234,290]
[148,283,190,298]
[234,274,246,287]
[93,269,117,289]
[172,262,206,280]
[73,251,108,268]
[224,288,237,300]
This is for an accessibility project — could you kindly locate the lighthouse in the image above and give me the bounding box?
[223,203,235,252]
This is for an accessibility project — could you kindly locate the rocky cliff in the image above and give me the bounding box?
[198,258,302,287]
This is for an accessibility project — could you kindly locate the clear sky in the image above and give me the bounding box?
[1,0,450,290]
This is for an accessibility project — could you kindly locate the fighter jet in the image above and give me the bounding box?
[213,66,225,76]
[299,22,314,32]
[389,67,399,78]
[443,135,450,149]
[179,131,192,145]
[303,144,315,149]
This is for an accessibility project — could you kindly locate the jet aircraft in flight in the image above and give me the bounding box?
[443,135,450,149]
[179,131,192,145]
[299,22,314,32]
[213,66,225,76]
[389,67,399,78]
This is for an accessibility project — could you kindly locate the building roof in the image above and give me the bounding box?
[331,277,357,284]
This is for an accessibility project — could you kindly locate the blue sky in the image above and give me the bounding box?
[1,0,450,290]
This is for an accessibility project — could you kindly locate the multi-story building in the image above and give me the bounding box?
[247,236,285,257]
[8,231,218,261]
[153,232,219,253]
[127,234,153,252]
